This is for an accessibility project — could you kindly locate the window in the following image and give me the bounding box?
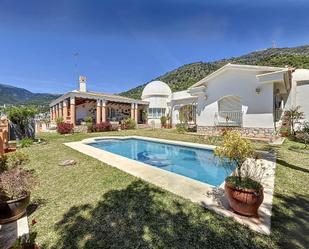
[148,108,166,118]
[297,81,309,86]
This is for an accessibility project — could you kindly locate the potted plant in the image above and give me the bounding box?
[279,127,290,137]
[166,113,172,128]
[0,152,37,224]
[214,131,265,217]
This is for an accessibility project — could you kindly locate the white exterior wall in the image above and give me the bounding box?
[143,95,169,127]
[287,69,309,122]
[196,70,275,128]
[144,96,169,109]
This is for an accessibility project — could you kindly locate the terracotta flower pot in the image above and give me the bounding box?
[19,243,40,249]
[224,181,263,217]
[4,147,16,153]
[280,131,289,137]
[0,194,30,224]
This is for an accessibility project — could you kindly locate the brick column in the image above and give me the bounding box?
[59,102,63,119]
[96,100,102,124]
[63,100,68,122]
[52,106,56,122]
[0,118,8,150]
[50,107,53,122]
[134,104,138,123]
[55,104,59,119]
[70,97,76,126]
[101,100,106,122]
[0,130,4,157]
[131,103,135,120]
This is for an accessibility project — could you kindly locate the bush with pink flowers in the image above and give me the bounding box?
[92,121,112,132]
[57,122,74,134]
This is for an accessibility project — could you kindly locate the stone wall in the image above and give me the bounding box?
[197,126,275,139]
[73,125,88,133]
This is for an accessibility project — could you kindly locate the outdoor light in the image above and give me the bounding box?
[255,87,261,95]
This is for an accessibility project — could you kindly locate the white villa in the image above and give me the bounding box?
[142,63,309,137]
[50,63,309,138]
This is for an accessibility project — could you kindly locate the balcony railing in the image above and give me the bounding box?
[214,111,243,127]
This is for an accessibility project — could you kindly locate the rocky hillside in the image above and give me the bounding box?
[0,83,60,106]
[120,45,309,99]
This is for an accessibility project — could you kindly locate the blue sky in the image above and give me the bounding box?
[0,0,309,94]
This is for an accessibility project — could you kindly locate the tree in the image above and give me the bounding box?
[284,106,304,135]
[7,106,37,139]
[179,105,192,124]
[214,131,255,183]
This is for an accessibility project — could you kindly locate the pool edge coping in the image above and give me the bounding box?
[64,135,276,235]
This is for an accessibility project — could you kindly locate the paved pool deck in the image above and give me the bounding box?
[0,215,29,249]
[64,135,276,235]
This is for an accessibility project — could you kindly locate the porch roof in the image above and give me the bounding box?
[256,69,289,83]
[50,90,149,107]
[256,69,293,92]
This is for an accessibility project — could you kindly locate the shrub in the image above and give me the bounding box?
[84,117,93,132]
[187,125,197,132]
[303,122,309,133]
[283,106,304,135]
[295,132,309,148]
[83,116,93,124]
[12,222,38,249]
[57,122,74,134]
[0,151,30,173]
[19,138,33,148]
[121,118,136,130]
[160,116,167,127]
[176,123,188,133]
[7,106,37,139]
[55,117,64,124]
[93,121,112,132]
[0,168,37,201]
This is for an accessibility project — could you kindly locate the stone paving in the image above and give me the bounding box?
[0,215,29,249]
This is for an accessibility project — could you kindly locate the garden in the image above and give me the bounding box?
[0,106,308,249]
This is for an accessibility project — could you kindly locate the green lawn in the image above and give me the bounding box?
[21,129,309,249]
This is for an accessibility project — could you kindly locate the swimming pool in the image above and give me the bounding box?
[89,138,234,186]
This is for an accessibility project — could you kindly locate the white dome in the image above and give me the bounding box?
[141,81,172,99]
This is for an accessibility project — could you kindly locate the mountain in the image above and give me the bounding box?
[0,83,60,107]
[120,45,309,99]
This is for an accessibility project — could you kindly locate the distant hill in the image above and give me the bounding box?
[0,83,60,107]
[120,45,309,99]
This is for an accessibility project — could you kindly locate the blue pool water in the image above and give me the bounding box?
[89,138,234,187]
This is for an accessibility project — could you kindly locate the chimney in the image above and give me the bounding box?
[79,76,87,92]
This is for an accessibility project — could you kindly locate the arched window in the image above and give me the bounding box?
[218,95,241,112]
[217,96,242,126]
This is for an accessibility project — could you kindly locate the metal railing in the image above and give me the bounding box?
[274,108,283,122]
[214,111,243,127]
